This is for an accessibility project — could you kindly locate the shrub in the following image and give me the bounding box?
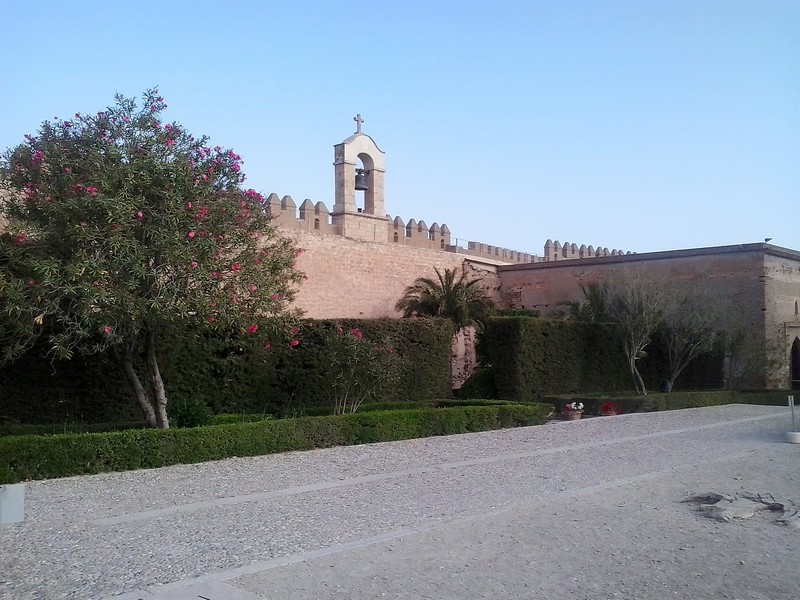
[457,368,497,399]
[168,396,213,428]
[0,403,553,484]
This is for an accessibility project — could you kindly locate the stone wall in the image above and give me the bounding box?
[288,229,493,319]
[497,244,782,388]
[497,244,769,320]
[764,249,800,387]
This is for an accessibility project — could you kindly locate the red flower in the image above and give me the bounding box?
[247,324,258,334]
[289,340,299,348]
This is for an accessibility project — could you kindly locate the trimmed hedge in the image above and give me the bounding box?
[481,317,724,402]
[0,403,554,484]
[0,317,453,424]
[543,390,791,415]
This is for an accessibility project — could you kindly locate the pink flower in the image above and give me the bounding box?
[247,324,258,334]
[72,184,83,194]
[187,231,196,239]
[210,272,220,280]
[166,139,174,147]
[230,263,241,272]
[186,202,193,209]
[248,284,257,293]
[289,340,299,348]
[27,279,36,287]
[103,326,112,334]
[136,211,143,220]
[85,186,98,197]
[271,294,280,301]
[295,248,304,255]
[190,261,198,269]
[263,343,271,351]
[63,167,72,173]
[208,315,216,323]
[31,151,44,165]
[164,124,172,131]
[123,116,129,123]
[349,327,363,340]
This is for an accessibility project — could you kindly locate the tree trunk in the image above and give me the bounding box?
[111,344,158,428]
[144,329,170,429]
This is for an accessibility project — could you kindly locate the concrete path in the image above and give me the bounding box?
[2,404,799,599]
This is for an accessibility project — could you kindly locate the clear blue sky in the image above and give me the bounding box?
[2,1,797,256]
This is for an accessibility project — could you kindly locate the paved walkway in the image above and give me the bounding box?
[2,404,799,599]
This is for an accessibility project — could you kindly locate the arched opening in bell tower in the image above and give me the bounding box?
[791,337,800,390]
[355,152,376,215]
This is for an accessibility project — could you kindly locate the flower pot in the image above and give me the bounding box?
[564,411,582,420]
[786,431,800,444]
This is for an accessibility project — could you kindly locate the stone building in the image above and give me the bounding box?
[271,118,800,390]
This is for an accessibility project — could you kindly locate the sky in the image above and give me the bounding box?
[1,1,797,257]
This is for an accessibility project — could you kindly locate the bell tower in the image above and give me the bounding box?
[332,114,388,241]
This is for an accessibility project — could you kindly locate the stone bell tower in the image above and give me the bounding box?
[332,114,388,242]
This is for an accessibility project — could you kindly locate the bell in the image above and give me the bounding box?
[355,169,369,191]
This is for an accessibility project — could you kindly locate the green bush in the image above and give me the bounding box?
[0,403,553,484]
[168,396,213,428]
[0,420,147,438]
[481,317,724,402]
[0,317,453,424]
[457,368,497,399]
[542,390,790,415]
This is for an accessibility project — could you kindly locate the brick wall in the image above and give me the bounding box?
[289,230,471,319]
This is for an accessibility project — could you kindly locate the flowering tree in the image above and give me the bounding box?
[325,326,401,414]
[0,90,303,428]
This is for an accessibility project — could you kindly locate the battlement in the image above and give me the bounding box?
[543,239,632,262]
[263,192,536,264]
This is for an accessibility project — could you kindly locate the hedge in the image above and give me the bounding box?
[542,390,791,415]
[0,317,453,424]
[480,317,724,402]
[0,403,554,484]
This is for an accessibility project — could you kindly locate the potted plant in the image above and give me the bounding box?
[599,401,619,417]
[563,402,584,420]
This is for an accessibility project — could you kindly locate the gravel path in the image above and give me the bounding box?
[2,404,799,599]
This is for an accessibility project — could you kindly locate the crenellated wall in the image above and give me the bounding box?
[543,239,632,262]
[265,192,538,265]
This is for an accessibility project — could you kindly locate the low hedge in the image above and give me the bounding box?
[0,421,148,438]
[0,403,554,484]
[543,390,791,415]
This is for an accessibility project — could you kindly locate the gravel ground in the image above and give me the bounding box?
[1,404,798,599]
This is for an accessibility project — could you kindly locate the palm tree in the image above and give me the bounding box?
[556,282,609,322]
[395,268,495,332]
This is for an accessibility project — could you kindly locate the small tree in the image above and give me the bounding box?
[660,288,722,389]
[394,268,495,332]
[325,326,401,414]
[556,281,609,322]
[0,90,303,428]
[603,271,667,395]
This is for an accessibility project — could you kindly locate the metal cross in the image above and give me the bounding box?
[353,114,364,134]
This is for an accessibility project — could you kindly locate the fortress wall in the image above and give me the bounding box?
[498,246,768,319]
[288,230,469,319]
[764,252,800,386]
